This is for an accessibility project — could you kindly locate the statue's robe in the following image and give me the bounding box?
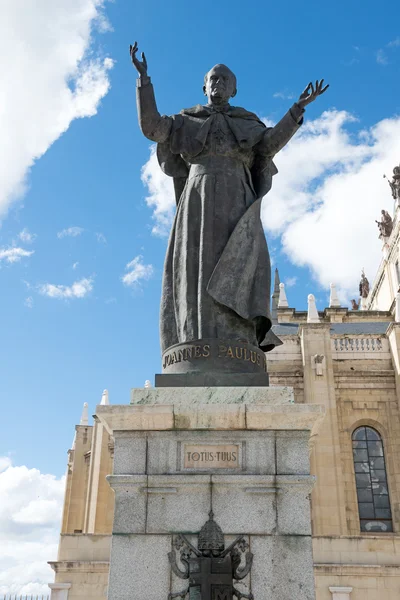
[136,79,304,353]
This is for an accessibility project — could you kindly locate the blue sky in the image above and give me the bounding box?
[2,0,400,592]
[2,0,400,479]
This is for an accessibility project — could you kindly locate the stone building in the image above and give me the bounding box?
[49,205,400,600]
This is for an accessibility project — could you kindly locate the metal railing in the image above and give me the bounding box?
[0,596,50,600]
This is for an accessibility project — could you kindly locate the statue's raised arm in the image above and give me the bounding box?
[130,42,148,80]
[130,42,172,142]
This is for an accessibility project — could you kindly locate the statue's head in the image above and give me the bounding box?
[203,64,237,105]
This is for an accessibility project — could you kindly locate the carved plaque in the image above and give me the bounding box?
[184,444,240,469]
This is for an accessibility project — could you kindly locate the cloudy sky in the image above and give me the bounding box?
[1,0,400,592]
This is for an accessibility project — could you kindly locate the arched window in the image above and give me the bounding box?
[352,426,393,532]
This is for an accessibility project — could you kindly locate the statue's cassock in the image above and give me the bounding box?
[137,79,304,353]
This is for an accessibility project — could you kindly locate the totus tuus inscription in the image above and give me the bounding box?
[161,338,267,376]
[184,444,240,469]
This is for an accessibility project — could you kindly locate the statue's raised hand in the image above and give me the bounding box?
[297,80,329,108]
[130,42,148,77]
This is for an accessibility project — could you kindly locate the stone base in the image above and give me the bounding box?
[97,387,324,600]
[155,371,269,387]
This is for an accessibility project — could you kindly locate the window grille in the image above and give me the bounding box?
[352,426,393,532]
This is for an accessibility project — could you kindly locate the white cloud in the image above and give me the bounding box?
[0,247,34,263]
[388,37,400,48]
[122,255,154,287]
[0,0,114,222]
[141,146,176,236]
[24,296,34,309]
[96,232,107,243]
[72,261,79,270]
[18,228,37,243]
[0,457,65,594]
[262,109,400,300]
[376,49,388,65]
[285,276,297,288]
[262,117,277,129]
[38,277,93,299]
[57,226,85,239]
[0,457,12,472]
[141,108,400,303]
[273,91,295,100]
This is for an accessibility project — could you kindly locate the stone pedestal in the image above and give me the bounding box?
[97,387,324,600]
[48,583,71,600]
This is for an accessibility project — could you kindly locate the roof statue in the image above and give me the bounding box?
[384,164,400,201]
[359,270,370,299]
[376,209,393,239]
[130,42,328,380]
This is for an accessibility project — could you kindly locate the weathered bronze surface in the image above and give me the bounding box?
[130,43,328,376]
[161,339,267,376]
[168,511,253,600]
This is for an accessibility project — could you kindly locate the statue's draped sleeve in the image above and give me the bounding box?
[259,103,304,156]
[136,78,172,143]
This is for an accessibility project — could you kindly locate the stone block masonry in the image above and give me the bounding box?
[97,387,324,600]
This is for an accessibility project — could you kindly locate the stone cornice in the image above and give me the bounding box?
[97,402,325,435]
[315,563,400,576]
[386,321,400,336]
[49,560,109,573]
[298,322,331,334]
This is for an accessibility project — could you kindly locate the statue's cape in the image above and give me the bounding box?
[156,104,278,204]
[157,104,281,351]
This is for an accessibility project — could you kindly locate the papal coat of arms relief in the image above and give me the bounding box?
[168,511,254,600]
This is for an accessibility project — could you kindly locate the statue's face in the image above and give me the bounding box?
[204,65,237,105]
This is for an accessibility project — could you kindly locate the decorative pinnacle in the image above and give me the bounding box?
[100,389,109,405]
[273,268,280,294]
[278,282,289,308]
[271,268,281,325]
[329,283,341,308]
[307,294,320,324]
[80,402,89,425]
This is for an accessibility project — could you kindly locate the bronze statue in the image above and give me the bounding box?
[384,165,400,201]
[376,209,393,239]
[351,299,359,310]
[130,42,329,367]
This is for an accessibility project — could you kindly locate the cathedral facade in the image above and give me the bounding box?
[49,187,400,600]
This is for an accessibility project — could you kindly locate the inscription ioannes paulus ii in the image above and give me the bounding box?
[184,444,240,469]
[163,343,267,371]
